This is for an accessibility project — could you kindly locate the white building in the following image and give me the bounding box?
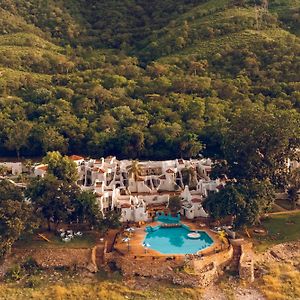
[33,155,222,222]
[0,162,23,176]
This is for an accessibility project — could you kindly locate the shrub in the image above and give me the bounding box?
[5,265,25,282]
[22,257,39,275]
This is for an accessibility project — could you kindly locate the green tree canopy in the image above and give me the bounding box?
[0,180,37,256]
[203,179,275,228]
[70,191,103,229]
[168,195,182,214]
[43,151,78,183]
[26,175,79,230]
[220,105,300,186]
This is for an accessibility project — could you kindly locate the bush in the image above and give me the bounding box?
[5,265,25,282]
[22,257,40,275]
[24,275,43,288]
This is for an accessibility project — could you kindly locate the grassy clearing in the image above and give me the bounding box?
[0,33,62,52]
[259,260,300,300]
[270,0,300,14]
[254,211,300,252]
[14,231,99,249]
[270,203,287,213]
[0,281,203,300]
[0,67,52,83]
[161,28,293,63]
[275,199,294,211]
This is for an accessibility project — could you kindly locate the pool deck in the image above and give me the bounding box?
[114,220,221,258]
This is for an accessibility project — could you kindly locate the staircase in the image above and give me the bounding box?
[230,244,242,270]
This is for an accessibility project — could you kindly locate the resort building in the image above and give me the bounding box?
[33,156,224,222]
[0,162,23,176]
[83,157,221,221]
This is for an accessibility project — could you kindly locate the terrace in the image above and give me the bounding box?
[114,219,221,258]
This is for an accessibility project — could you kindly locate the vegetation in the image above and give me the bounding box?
[168,196,182,214]
[43,151,78,183]
[254,211,300,252]
[0,280,203,300]
[260,260,300,300]
[203,179,275,228]
[0,1,297,161]
[287,167,300,209]
[0,1,299,297]
[0,180,37,256]
[0,152,120,255]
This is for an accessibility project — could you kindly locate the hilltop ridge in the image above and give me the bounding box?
[0,0,298,159]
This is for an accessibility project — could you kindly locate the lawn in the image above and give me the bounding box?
[254,211,300,252]
[14,231,100,249]
[275,199,294,211]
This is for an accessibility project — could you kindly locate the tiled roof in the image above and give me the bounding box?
[69,155,84,161]
[166,168,175,173]
[36,165,48,171]
[191,198,201,203]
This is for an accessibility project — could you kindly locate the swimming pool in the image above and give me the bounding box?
[143,225,214,254]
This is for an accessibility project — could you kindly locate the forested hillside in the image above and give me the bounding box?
[0,0,299,159]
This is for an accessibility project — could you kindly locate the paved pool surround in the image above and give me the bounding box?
[144,223,214,254]
[114,220,219,257]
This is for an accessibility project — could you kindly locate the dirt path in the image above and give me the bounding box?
[233,287,265,300]
[202,285,227,300]
[202,284,265,300]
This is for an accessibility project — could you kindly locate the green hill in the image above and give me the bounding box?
[0,0,298,159]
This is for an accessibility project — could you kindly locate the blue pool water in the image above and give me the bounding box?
[143,226,213,254]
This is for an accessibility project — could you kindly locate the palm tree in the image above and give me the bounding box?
[24,159,33,175]
[128,160,141,180]
[218,230,228,250]
[127,160,142,191]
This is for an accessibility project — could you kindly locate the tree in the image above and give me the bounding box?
[203,179,275,228]
[70,191,103,228]
[179,133,203,158]
[221,106,300,186]
[218,230,228,250]
[0,179,23,201]
[5,120,32,159]
[168,196,182,215]
[24,159,33,175]
[181,167,197,188]
[0,180,37,256]
[0,165,8,177]
[26,175,79,231]
[127,160,141,190]
[287,167,300,209]
[43,151,78,183]
[40,127,68,154]
[103,210,121,229]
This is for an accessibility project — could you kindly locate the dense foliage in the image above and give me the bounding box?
[0,0,298,160]
[0,180,37,256]
[203,179,275,227]
[25,153,106,231]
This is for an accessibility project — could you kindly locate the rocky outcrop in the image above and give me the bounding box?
[256,241,300,265]
[0,247,98,278]
[104,247,233,287]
